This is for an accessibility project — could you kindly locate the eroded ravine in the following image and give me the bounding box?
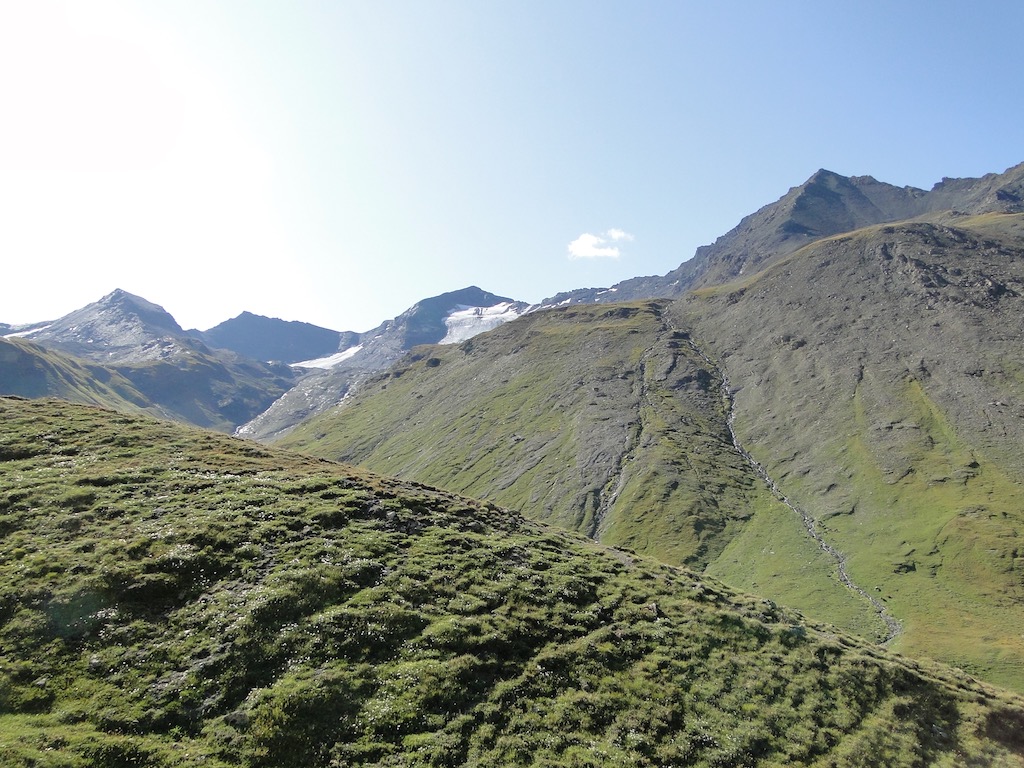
[588,346,652,541]
[684,336,903,644]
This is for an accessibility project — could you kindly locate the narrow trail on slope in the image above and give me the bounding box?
[683,336,903,645]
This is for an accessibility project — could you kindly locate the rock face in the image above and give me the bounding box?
[674,163,1024,290]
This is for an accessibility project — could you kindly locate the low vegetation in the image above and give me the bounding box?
[280,218,1024,695]
[2,397,1024,766]
[280,303,874,633]
[677,216,1024,691]
[283,303,728,558]
[0,337,155,416]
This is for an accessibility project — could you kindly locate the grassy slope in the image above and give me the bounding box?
[280,303,881,638]
[3,398,1024,766]
[676,215,1024,692]
[0,335,295,433]
[283,217,1024,694]
[282,303,730,560]
[0,338,157,416]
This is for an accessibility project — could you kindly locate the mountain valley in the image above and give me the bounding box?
[3,162,1024,763]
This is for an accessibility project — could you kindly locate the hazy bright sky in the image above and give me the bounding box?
[2,1,1022,332]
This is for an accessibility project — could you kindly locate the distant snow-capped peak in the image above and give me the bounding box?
[290,300,524,370]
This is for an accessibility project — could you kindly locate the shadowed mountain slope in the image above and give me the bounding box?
[191,311,352,364]
[0,337,157,416]
[114,344,297,432]
[2,397,1024,766]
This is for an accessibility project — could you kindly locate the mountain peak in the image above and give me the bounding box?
[410,285,515,310]
[195,311,348,364]
[92,289,184,333]
[104,287,136,301]
[99,288,177,319]
[805,168,844,184]
[15,290,187,362]
[401,286,522,347]
[927,161,1024,213]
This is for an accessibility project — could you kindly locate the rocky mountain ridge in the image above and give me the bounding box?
[2,289,296,431]
[0,286,527,435]
[15,288,192,364]
[190,311,354,365]
[252,161,1024,441]
[539,161,1024,308]
[6,163,1022,439]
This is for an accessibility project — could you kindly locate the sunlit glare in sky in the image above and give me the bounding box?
[2,1,1021,331]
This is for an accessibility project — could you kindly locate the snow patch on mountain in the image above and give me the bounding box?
[3,324,52,339]
[293,345,364,369]
[439,303,522,344]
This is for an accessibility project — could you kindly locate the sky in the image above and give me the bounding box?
[1,1,1022,333]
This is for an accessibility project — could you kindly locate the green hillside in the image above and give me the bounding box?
[3,397,1024,766]
[283,302,748,565]
[675,214,1024,692]
[279,303,884,640]
[0,334,295,434]
[0,337,158,416]
[281,216,1024,693]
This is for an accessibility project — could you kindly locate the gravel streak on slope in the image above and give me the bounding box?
[685,336,903,643]
[589,343,653,541]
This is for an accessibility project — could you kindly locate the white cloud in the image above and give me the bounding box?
[567,228,634,259]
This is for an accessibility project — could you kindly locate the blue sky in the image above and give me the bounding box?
[1,1,1021,332]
